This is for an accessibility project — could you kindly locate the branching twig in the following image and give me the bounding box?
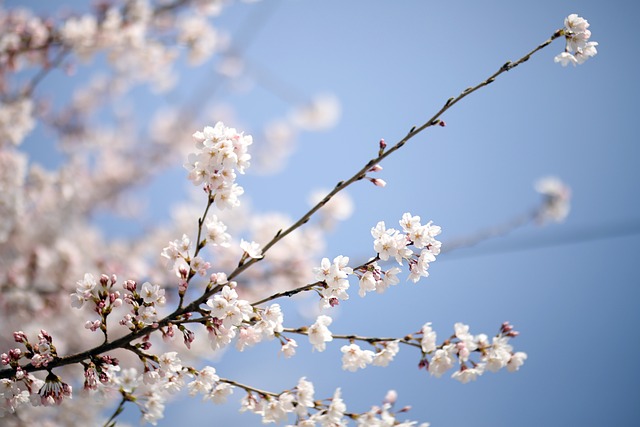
[0,29,562,381]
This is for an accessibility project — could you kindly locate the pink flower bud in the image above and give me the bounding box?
[123,280,136,292]
[13,331,27,343]
[369,178,387,187]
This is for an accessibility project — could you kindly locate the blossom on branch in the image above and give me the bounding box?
[555,14,598,66]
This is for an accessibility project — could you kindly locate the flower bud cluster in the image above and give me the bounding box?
[70,273,123,332]
[0,331,74,413]
[184,122,252,209]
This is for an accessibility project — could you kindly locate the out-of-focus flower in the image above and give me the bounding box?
[535,176,571,223]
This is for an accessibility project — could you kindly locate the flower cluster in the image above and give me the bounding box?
[70,273,124,333]
[341,340,401,371]
[419,322,527,383]
[105,352,236,425]
[555,14,598,66]
[205,283,252,351]
[313,255,353,308]
[120,280,167,330]
[373,212,441,283]
[239,379,427,426]
[184,122,253,209]
[160,233,211,284]
[312,213,441,309]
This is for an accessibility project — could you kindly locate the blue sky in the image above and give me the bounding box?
[9,0,640,426]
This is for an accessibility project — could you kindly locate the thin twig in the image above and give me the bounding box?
[283,327,422,350]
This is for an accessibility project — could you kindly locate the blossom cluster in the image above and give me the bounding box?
[70,273,123,332]
[373,213,441,283]
[312,213,441,309]
[555,14,598,66]
[0,330,74,414]
[419,322,527,383]
[184,122,253,210]
[239,379,428,426]
[206,283,284,353]
[106,353,234,425]
[120,279,167,330]
[303,314,526,383]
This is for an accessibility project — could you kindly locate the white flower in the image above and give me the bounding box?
[358,271,378,297]
[263,393,295,423]
[484,336,513,372]
[377,266,401,293]
[420,323,437,353]
[507,351,528,372]
[429,345,456,378]
[158,352,182,376]
[372,340,400,367]
[75,273,97,297]
[240,239,263,259]
[454,323,477,350]
[206,382,234,404]
[565,14,590,34]
[235,326,263,351]
[554,52,578,67]
[281,339,298,358]
[318,388,347,425]
[140,282,165,305]
[341,344,374,372]
[296,377,315,414]
[452,365,485,384]
[260,304,284,337]
[115,368,140,394]
[205,215,231,247]
[308,315,333,352]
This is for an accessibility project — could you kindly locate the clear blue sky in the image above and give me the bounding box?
[11,1,640,426]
